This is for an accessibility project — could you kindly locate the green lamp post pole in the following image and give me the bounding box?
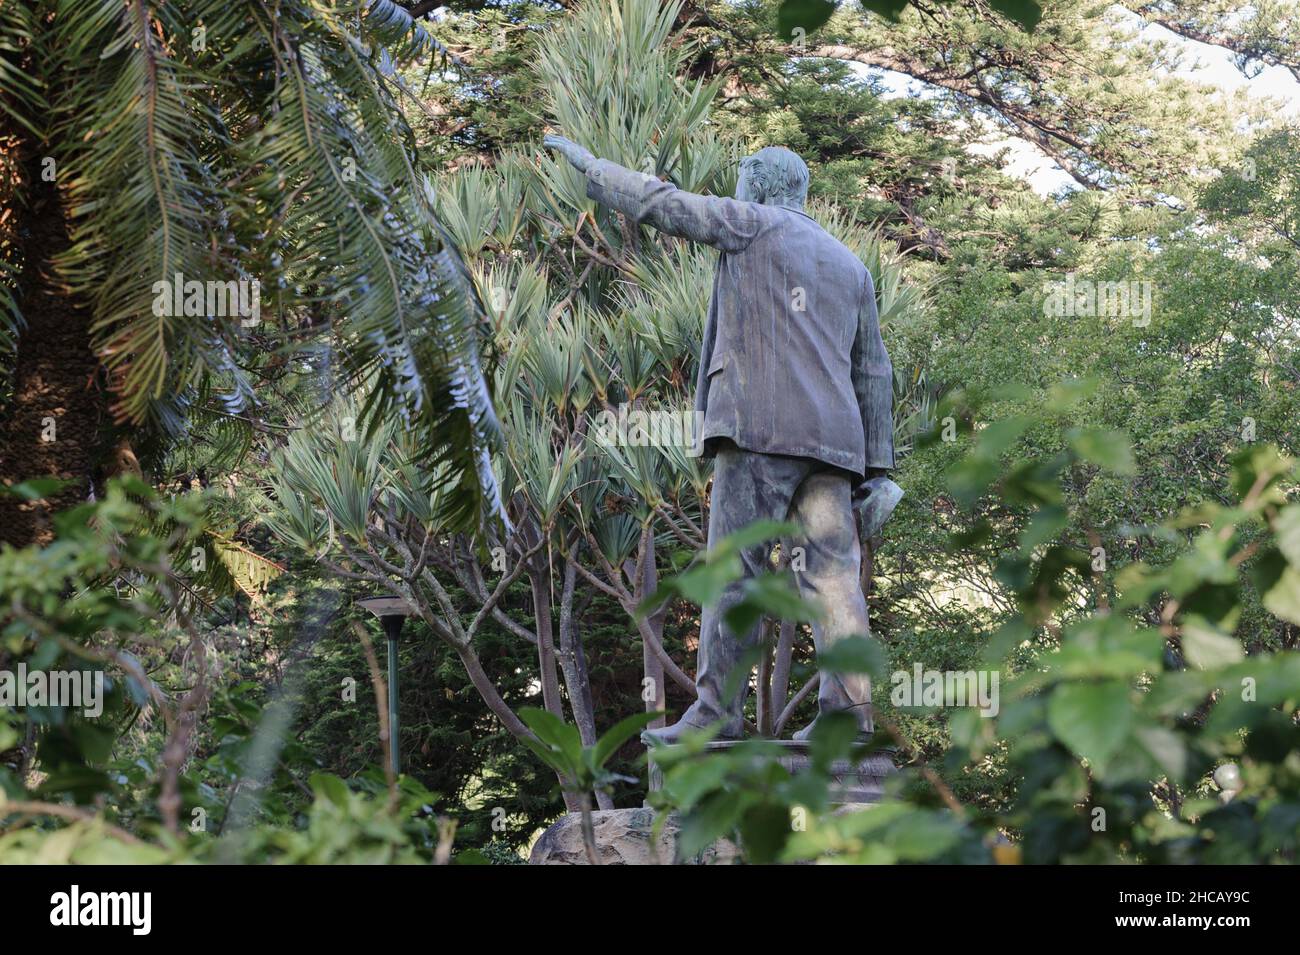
[381,613,403,778]
[357,597,411,778]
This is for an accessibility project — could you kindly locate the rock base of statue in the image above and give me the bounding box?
[528,742,896,864]
[648,739,896,805]
[528,807,741,865]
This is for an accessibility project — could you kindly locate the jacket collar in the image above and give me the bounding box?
[768,203,814,220]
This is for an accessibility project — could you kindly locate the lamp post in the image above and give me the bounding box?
[357,596,412,777]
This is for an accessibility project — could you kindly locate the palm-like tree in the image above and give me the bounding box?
[0,0,499,547]
[264,0,932,796]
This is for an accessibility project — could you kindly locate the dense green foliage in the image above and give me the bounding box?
[649,409,1300,863]
[2,0,1297,864]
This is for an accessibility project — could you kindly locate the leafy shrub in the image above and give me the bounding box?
[645,390,1300,863]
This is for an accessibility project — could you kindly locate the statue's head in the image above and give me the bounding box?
[735,146,809,210]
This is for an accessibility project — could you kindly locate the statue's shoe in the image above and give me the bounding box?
[642,714,743,746]
[791,716,874,742]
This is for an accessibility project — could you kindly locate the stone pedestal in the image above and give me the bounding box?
[648,739,895,805]
[529,808,740,865]
[529,742,896,864]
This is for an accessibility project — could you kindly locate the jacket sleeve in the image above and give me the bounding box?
[585,159,764,254]
[851,268,895,474]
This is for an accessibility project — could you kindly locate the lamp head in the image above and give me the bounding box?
[356,596,412,618]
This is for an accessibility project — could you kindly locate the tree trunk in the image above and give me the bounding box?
[454,639,580,812]
[756,617,774,736]
[529,563,565,719]
[523,548,579,813]
[769,618,797,730]
[859,509,876,606]
[558,558,612,810]
[626,547,666,729]
[0,129,108,549]
[768,547,797,734]
[558,559,600,746]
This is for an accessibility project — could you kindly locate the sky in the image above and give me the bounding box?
[865,6,1300,196]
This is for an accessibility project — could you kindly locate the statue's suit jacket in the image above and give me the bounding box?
[585,159,895,481]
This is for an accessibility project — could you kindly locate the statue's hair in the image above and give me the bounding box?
[742,146,809,206]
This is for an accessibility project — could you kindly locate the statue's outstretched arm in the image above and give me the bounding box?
[544,135,763,253]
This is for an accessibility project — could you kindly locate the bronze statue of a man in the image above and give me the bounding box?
[545,136,898,744]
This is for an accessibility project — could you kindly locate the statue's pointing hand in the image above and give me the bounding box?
[543,134,595,174]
